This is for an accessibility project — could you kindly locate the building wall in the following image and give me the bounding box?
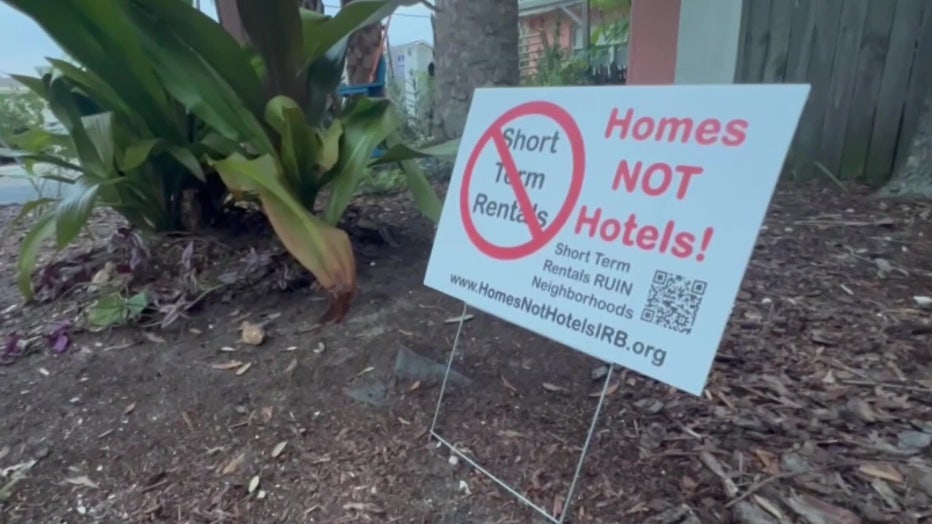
[518,3,629,77]
[389,42,434,116]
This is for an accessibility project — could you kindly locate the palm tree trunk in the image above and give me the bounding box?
[340,0,385,87]
[432,0,519,139]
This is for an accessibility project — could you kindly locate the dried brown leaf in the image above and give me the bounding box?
[542,382,566,393]
[500,375,517,394]
[752,448,780,475]
[785,493,861,524]
[221,452,246,475]
[589,381,620,397]
[857,463,903,483]
[700,451,739,497]
[408,380,421,392]
[284,358,298,374]
[123,402,136,416]
[248,475,260,493]
[235,362,252,376]
[271,441,287,458]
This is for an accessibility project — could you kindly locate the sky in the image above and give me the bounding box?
[0,1,434,77]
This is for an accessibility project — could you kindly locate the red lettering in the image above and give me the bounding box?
[612,160,704,199]
[671,232,695,258]
[659,220,675,253]
[635,225,659,250]
[600,218,622,241]
[695,118,721,145]
[655,117,694,143]
[622,214,638,246]
[642,163,672,196]
[723,119,748,146]
[572,209,712,262]
[575,205,601,236]
[604,108,634,139]
[604,108,749,147]
[674,165,703,199]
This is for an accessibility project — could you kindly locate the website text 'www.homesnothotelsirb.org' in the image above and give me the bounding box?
[447,273,667,367]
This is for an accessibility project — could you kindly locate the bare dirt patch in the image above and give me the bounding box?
[1,183,930,523]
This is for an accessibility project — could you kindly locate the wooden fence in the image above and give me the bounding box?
[734,0,932,184]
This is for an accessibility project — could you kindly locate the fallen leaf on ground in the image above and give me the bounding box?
[443,314,474,324]
[221,452,246,475]
[589,381,620,397]
[858,463,903,483]
[240,321,266,346]
[542,382,566,393]
[64,475,99,489]
[248,475,260,493]
[343,502,385,514]
[284,358,298,374]
[211,360,243,370]
[785,493,861,524]
[220,346,236,352]
[123,402,136,416]
[501,375,517,393]
[407,380,421,392]
[235,362,252,376]
[313,341,326,354]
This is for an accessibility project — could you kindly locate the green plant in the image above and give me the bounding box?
[3,0,459,322]
[0,90,46,140]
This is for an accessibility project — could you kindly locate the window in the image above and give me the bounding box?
[572,25,586,50]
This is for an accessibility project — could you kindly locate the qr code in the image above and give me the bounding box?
[640,270,708,334]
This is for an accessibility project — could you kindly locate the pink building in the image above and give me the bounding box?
[518,0,629,77]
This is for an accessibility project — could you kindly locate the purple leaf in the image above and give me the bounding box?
[45,323,73,354]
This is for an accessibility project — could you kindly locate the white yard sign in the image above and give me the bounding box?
[424,84,809,395]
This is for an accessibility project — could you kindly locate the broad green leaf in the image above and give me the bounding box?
[0,148,82,172]
[236,0,305,104]
[300,9,348,124]
[9,74,48,98]
[45,76,105,176]
[4,0,177,139]
[17,211,56,300]
[120,139,161,171]
[385,133,442,223]
[126,0,265,115]
[304,0,404,67]
[125,292,149,320]
[318,121,343,172]
[2,197,56,239]
[45,58,138,129]
[54,179,100,248]
[86,292,129,328]
[167,145,206,182]
[322,98,398,224]
[264,96,317,205]
[210,153,356,322]
[129,11,274,155]
[369,138,462,166]
[82,113,116,170]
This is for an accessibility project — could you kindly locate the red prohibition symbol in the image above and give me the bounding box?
[459,101,586,260]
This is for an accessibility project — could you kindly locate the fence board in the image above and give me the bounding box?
[865,0,924,184]
[818,0,868,177]
[791,0,843,178]
[736,0,932,184]
[740,0,772,83]
[761,0,793,82]
[783,0,815,83]
[894,2,932,174]
[840,0,897,180]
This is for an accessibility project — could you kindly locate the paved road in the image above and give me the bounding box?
[0,163,71,205]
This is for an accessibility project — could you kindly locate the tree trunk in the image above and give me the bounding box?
[878,90,932,199]
[432,0,520,140]
[340,0,385,87]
